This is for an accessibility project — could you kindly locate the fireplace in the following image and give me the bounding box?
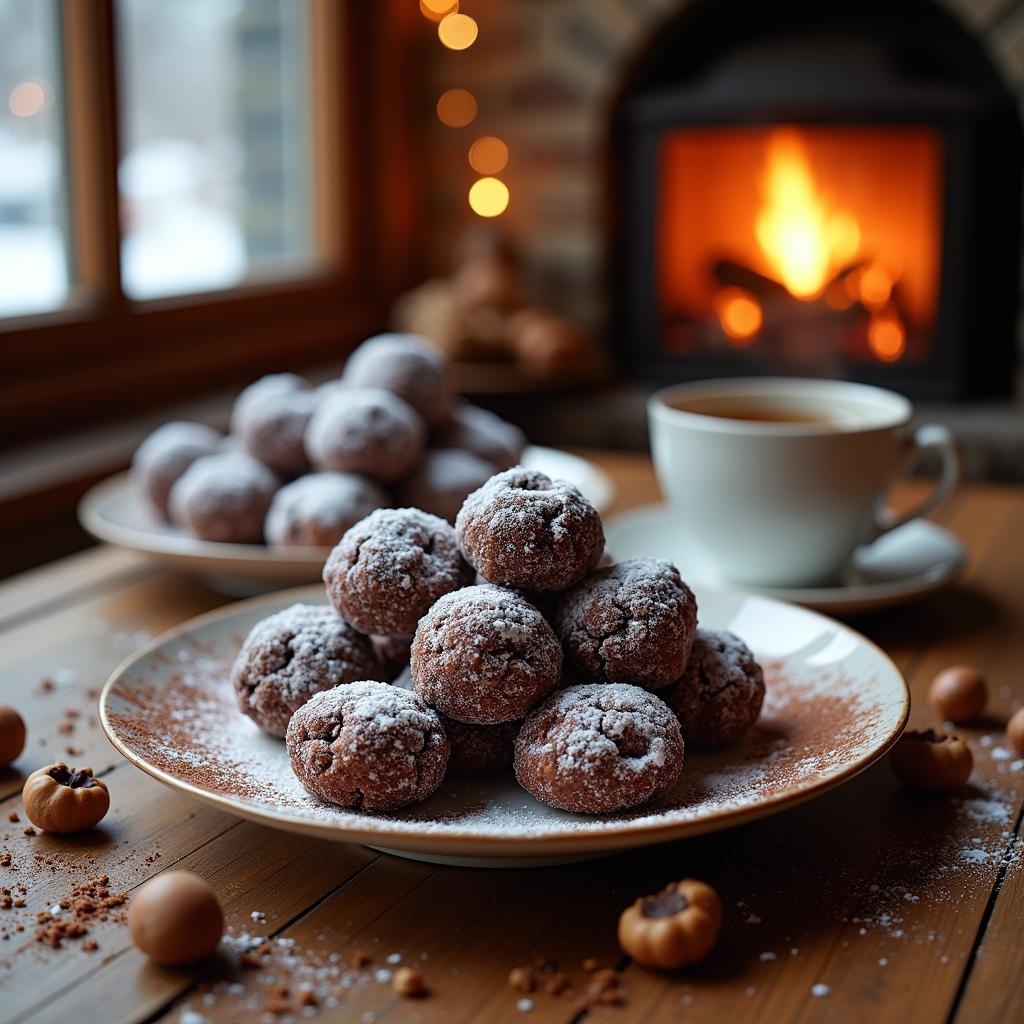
[610,0,1023,399]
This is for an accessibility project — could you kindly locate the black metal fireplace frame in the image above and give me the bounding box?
[608,0,1022,400]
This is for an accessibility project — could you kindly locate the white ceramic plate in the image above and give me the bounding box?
[101,585,908,867]
[78,446,614,596]
[605,504,965,616]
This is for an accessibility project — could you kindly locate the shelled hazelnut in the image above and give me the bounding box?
[0,705,26,768]
[21,763,109,833]
[618,879,722,969]
[890,729,973,791]
[929,665,986,722]
[129,872,223,965]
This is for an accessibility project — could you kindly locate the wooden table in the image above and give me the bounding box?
[1,451,1022,1024]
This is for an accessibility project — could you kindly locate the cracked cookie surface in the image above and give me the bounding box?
[231,604,381,738]
[514,683,684,814]
[455,468,604,591]
[555,558,697,690]
[661,628,765,749]
[411,584,562,724]
[286,681,448,811]
[323,507,472,637]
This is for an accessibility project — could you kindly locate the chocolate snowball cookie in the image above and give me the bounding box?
[168,452,278,543]
[265,472,387,548]
[371,634,412,682]
[232,604,380,738]
[343,333,452,427]
[305,386,425,483]
[323,508,472,637]
[397,448,498,523]
[287,682,448,811]
[434,403,526,471]
[411,584,562,724]
[132,421,222,517]
[661,629,765,749]
[555,559,697,690]
[514,683,684,814]
[455,468,605,591]
[237,387,315,477]
[441,715,520,776]
[229,373,308,436]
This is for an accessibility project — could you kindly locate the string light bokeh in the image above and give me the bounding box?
[8,81,46,118]
[423,2,508,219]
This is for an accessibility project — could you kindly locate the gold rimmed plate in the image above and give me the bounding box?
[100,584,908,868]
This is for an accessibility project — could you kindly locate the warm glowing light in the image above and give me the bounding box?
[868,313,906,362]
[713,287,762,344]
[8,81,45,117]
[859,263,893,308]
[419,0,458,22]
[436,88,477,127]
[438,12,478,50]
[468,136,508,175]
[468,177,509,218]
[755,129,861,300]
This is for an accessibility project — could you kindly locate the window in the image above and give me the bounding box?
[118,0,313,298]
[0,0,70,316]
[1,2,416,445]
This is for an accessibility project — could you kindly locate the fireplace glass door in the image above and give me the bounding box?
[656,125,943,372]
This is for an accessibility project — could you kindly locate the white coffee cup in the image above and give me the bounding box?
[647,378,960,588]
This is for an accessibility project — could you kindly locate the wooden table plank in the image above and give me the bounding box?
[598,480,1024,1023]
[0,459,1021,1024]
[0,570,224,802]
[0,547,155,634]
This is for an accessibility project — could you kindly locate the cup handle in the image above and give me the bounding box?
[873,423,960,538]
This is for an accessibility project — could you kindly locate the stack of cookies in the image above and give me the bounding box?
[131,333,527,546]
[231,467,766,815]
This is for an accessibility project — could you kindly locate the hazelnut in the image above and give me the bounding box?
[1007,707,1024,757]
[929,665,986,722]
[890,729,973,791]
[129,872,223,965]
[22,763,109,833]
[0,705,26,768]
[392,965,428,998]
[617,879,722,969]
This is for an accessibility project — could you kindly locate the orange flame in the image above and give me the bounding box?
[755,130,860,299]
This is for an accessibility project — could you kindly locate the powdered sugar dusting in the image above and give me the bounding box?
[106,600,899,840]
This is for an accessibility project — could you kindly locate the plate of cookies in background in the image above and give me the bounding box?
[101,466,909,867]
[78,333,614,595]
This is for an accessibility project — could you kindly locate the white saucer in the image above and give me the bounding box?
[604,504,966,615]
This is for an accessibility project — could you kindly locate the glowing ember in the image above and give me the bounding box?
[868,312,906,362]
[714,287,762,345]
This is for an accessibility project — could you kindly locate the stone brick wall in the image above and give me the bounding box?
[415,0,1024,346]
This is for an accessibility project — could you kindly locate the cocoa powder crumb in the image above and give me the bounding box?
[39,678,55,693]
[23,828,35,837]
[352,950,372,968]
[83,939,98,951]
[57,722,74,735]
[7,813,18,823]
[0,854,10,867]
